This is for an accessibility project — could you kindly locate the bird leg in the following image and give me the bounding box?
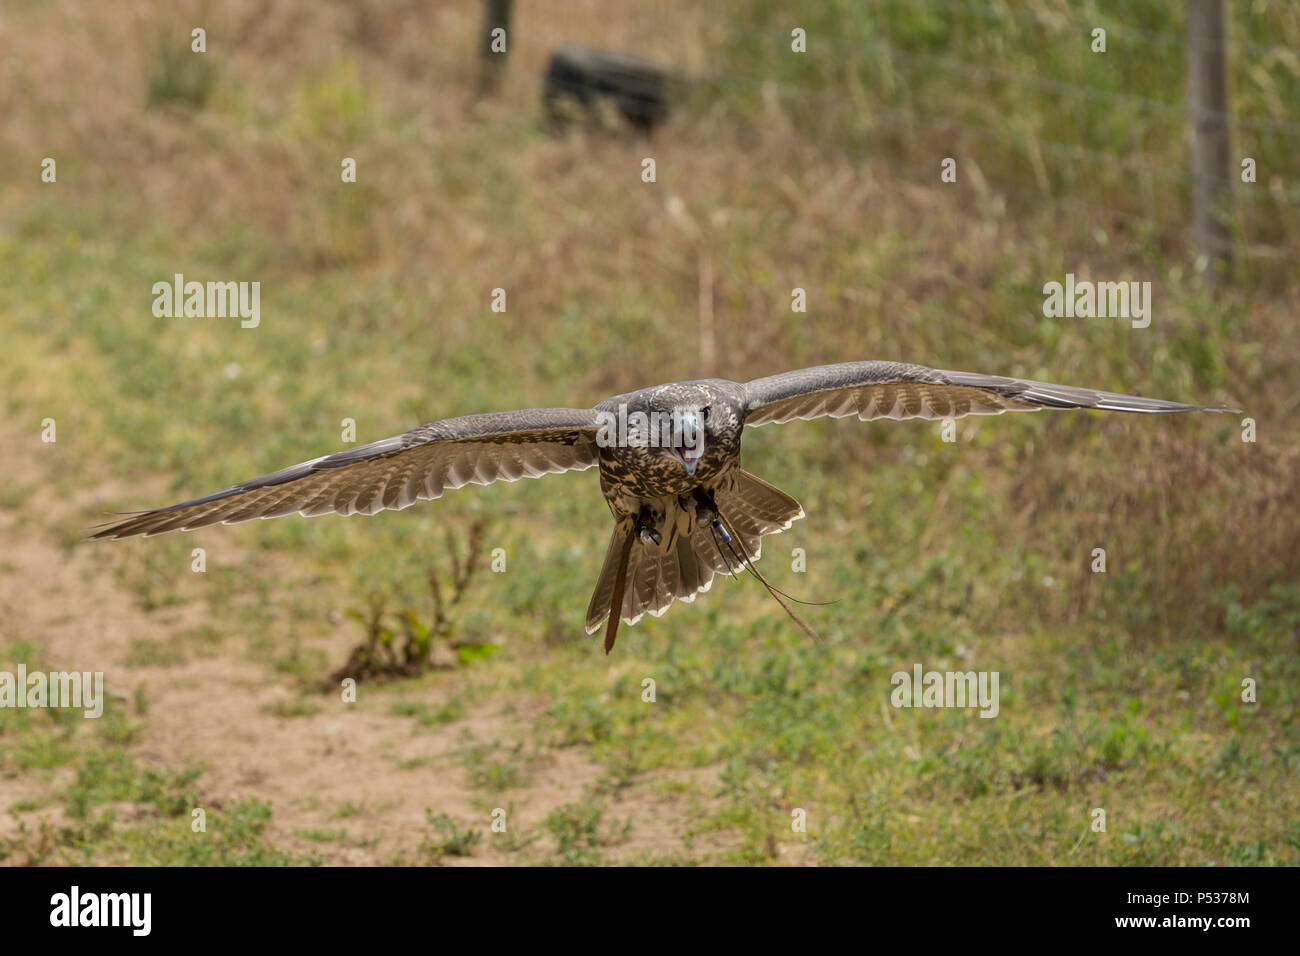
[635,505,661,547]
[691,488,729,542]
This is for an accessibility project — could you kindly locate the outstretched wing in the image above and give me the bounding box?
[90,408,604,539]
[742,361,1236,426]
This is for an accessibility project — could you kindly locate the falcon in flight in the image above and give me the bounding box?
[92,361,1234,652]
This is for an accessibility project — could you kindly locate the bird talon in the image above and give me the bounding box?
[639,526,661,546]
[693,488,721,530]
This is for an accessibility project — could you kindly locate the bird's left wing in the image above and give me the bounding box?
[90,407,604,539]
[742,361,1236,427]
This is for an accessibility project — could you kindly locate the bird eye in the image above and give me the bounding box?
[701,406,711,423]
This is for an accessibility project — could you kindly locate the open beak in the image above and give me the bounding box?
[671,411,704,474]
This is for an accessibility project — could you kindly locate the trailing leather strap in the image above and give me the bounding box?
[604,528,635,654]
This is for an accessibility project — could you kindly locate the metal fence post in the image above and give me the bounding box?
[478,0,513,96]
[1186,0,1234,280]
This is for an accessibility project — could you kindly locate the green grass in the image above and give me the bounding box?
[544,801,634,867]
[0,647,307,865]
[423,811,483,860]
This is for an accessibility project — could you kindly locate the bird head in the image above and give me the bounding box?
[660,385,722,476]
[668,406,706,474]
[592,381,739,479]
[649,385,715,475]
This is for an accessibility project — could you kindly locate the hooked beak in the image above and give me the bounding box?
[671,411,704,474]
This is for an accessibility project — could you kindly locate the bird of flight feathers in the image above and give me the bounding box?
[91,360,1235,653]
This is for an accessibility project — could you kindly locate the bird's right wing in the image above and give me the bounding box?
[742,361,1236,426]
[90,407,605,539]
